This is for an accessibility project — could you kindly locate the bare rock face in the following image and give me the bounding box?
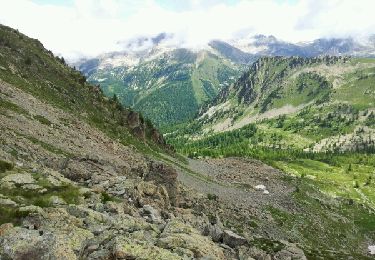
[151,129,164,145]
[146,162,180,207]
[222,230,247,248]
[126,111,173,150]
[127,111,142,129]
[127,111,146,140]
[132,125,146,140]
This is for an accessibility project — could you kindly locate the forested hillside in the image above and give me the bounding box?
[79,49,243,127]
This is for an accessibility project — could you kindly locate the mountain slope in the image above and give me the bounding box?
[171,56,375,151]
[167,55,375,211]
[0,24,239,259]
[0,25,172,152]
[1,24,375,259]
[77,33,375,128]
[78,48,243,127]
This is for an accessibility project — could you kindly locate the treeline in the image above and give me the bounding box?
[168,120,375,167]
[170,123,257,150]
[179,143,375,168]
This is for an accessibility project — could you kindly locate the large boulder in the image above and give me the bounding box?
[157,219,225,259]
[0,227,77,260]
[203,223,224,242]
[222,230,247,248]
[0,173,35,189]
[203,215,224,242]
[111,236,180,260]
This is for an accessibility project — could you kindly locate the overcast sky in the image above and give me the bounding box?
[0,0,374,60]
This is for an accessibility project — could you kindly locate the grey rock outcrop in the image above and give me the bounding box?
[222,230,247,248]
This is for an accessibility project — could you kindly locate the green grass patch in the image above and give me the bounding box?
[252,237,285,253]
[101,191,120,203]
[264,179,375,259]
[18,134,73,157]
[2,182,81,207]
[0,98,29,115]
[34,114,52,125]
[0,206,30,226]
[0,159,13,173]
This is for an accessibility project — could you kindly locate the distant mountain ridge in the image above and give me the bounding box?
[75,46,243,127]
[74,33,375,128]
[218,34,375,58]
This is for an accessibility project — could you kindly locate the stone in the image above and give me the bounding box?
[87,249,111,259]
[38,188,48,193]
[15,162,24,167]
[22,183,43,190]
[222,230,247,248]
[18,205,44,215]
[238,246,271,260]
[1,173,35,186]
[49,195,67,206]
[142,204,163,224]
[104,201,124,214]
[0,223,14,236]
[203,223,223,242]
[113,189,126,195]
[146,162,180,206]
[79,187,91,195]
[0,227,77,260]
[157,219,225,259]
[112,236,180,260]
[0,198,17,206]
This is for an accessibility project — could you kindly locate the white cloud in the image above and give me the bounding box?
[0,0,374,60]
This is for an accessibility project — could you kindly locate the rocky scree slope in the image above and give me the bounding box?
[0,24,310,259]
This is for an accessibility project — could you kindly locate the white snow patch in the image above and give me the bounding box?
[255,184,266,190]
[369,245,375,255]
